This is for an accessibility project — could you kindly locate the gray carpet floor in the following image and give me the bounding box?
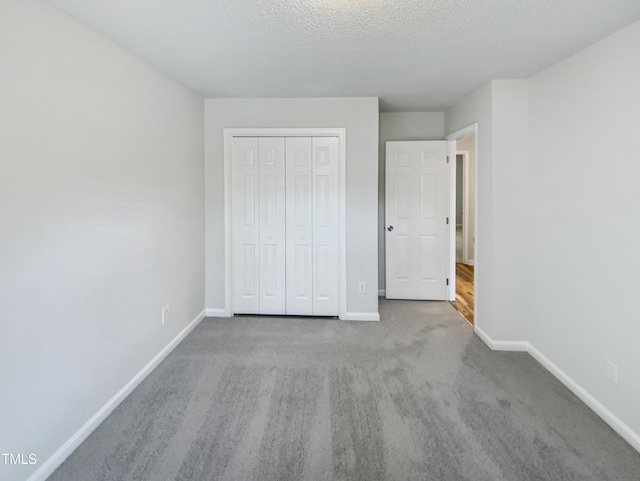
[49,299,640,480]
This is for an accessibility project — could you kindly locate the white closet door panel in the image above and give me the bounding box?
[231,137,260,314]
[312,137,339,316]
[259,137,286,314]
[285,137,313,315]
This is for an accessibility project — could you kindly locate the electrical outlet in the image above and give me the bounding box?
[162,305,170,325]
[358,281,366,294]
[606,359,618,385]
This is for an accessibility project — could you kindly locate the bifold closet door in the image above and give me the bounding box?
[259,138,286,314]
[232,135,338,316]
[285,138,313,315]
[232,137,286,314]
[310,137,339,316]
[285,137,339,316]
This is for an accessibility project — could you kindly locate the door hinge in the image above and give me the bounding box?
[446,155,450,163]
[446,217,449,225]
[446,278,449,286]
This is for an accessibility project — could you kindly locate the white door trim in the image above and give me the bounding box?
[223,128,347,320]
[446,123,479,319]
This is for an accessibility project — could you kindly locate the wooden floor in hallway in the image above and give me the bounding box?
[452,263,474,324]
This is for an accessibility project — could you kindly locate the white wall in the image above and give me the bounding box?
[527,20,640,443]
[378,112,444,291]
[205,98,379,317]
[445,80,529,343]
[446,20,640,450]
[0,2,205,480]
[488,80,530,341]
[445,83,495,336]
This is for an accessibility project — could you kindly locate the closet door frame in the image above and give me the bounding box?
[223,128,347,320]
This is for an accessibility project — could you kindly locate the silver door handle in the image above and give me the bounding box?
[387,225,394,232]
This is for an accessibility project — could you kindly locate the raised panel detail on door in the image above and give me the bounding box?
[243,177,256,226]
[420,235,437,280]
[242,244,256,296]
[294,245,310,298]
[395,175,411,219]
[385,141,448,300]
[262,244,277,297]
[421,175,437,219]
[312,137,339,316]
[286,137,313,315]
[232,137,260,313]
[259,137,286,314]
[315,176,329,226]
[394,235,411,280]
[315,245,329,299]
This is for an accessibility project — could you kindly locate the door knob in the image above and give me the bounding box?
[387,225,394,232]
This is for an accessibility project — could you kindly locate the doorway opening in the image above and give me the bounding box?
[447,129,476,324]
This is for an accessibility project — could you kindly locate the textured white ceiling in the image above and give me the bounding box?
[50,0,640,111]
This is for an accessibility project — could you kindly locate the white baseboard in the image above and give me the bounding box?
[205,307,231,317]
[527,344,640,453]
[378,289,386,297]
[474,325,528,351]
[28,309,206,481]
[475,326,640,454]
[344,312,380,321]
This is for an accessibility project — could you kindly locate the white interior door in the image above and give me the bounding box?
[285,137,313,315]
[385,141,449,300]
